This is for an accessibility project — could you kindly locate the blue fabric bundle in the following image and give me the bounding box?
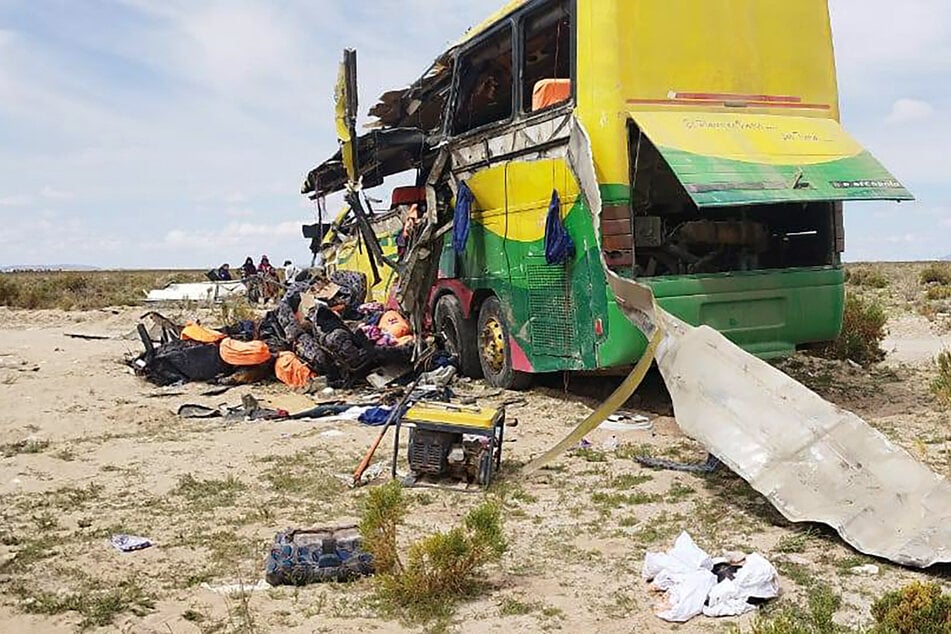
[453,181,474,253]
[544,189,575,265]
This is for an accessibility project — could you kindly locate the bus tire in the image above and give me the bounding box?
[477,296,531,390]
[434,295,482,378]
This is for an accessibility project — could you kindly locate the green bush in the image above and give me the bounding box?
[847,267,889,289]
[926,286,951,301]
[920,263,951,286]
[361,481,508,622]
[822,294,887,366]
[359,480,407,576]
[0,276,18,305]
[932,350,951,406]
[871,581,951,634]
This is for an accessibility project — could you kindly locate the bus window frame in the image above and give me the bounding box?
[447,21,518,139]
[518,0,576,118]
[446,0,577,142]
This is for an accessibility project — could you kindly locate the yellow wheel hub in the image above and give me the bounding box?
[481,318,506,374]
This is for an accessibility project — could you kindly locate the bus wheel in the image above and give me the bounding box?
[434,295,482,378]
[477,296,531,390]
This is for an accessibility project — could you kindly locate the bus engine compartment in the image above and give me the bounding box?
[611,124,843,278]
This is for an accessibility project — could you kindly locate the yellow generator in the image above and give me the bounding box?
[394,402,505,486]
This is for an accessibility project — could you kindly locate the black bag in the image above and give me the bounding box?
[134,325,231,386]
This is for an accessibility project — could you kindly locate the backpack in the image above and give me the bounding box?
[133,325,230,386]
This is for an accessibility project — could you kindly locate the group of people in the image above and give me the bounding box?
[212,255,300,283]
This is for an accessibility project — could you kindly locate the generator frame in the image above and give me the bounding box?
[390,402,505,486]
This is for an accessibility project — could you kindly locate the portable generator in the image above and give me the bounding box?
[393,401,505,486]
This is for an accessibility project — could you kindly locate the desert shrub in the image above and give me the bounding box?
[359,480,407,575]
[820,294,887,366]
[925,286,951,301]
[0,276,19,305]
[361,481,507,622]
[920,263,951,286]
[0,270,205,310]
[932,350,951,406]
[848,267,889,289]
[870,581,951,634]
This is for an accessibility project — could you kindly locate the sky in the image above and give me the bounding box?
[0,0,948,269]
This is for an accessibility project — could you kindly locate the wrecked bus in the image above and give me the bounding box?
[302,0,912,389]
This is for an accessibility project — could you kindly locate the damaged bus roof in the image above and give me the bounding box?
[301,128,428,198]
[305,0,532,185]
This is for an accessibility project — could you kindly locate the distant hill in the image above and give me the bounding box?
[0,264,100,272]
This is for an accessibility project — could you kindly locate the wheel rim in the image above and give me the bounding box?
[480,318,506,374]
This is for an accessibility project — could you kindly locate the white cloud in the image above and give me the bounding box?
[163,220,302,249]
[0,194,34,207]
[40,186,74,200]
[886,98,936,124]
[830,0,951,71]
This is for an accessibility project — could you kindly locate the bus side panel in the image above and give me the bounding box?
[597,266,846,366]
[648,268,845,358]
[453,158,609,373]
[465,166,511,289]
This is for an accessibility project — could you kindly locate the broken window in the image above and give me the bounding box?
[452,27,514,136]
[522,0,572,113]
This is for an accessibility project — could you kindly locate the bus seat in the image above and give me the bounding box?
[532,79,571,111]
[391,186,426,208]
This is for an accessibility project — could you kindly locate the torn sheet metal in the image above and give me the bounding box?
[566,118,951,568]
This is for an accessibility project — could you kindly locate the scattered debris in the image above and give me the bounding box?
[110,534,153,553]
[64,332,113,340]
[851,564,881,576]
[200,580,271,595]
[635,453,721,474]
[643,532,778,622]
[600,412,653,432]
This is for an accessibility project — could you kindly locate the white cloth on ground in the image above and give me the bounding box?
[642,531,779,622]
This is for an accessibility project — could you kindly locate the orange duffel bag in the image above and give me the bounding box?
[219,338,272,366]
[181,322,226,344]
[275,351,316,388]
[379,310,412,339]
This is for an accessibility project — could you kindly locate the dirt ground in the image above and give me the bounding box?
[0,263,949,633]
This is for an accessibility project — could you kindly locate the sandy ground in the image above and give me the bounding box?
[0,288,949,633]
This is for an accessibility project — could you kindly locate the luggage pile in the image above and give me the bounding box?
[130,271,416,390]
